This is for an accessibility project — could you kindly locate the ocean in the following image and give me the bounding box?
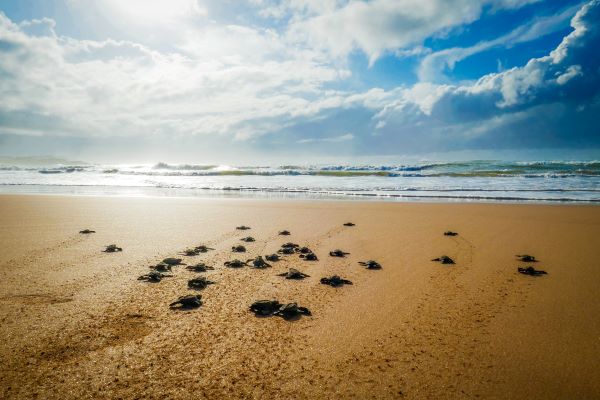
[0,160,599,203]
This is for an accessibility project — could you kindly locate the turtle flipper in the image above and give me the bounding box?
[298,307,312,316]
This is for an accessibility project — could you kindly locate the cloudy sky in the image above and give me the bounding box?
[0,0,599,162]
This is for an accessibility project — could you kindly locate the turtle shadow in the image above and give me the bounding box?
[187,286,213,291]
[170,305,202,311]
[280,314,303,322]
[253,313,273,319]
[251,313,304,322]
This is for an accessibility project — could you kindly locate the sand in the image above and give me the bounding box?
[0,194,599,399]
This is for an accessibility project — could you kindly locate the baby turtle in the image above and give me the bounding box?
[265,254,281,262]
[359,260,382,269]
[320,275,353,287]
[162,258,185,266]
[444,231,458,236]
[277,268,310,280]
[79,229,95,234]
[186,263,214,272]
[250,300,282,316]
[169,294,202,309]
[278,247,296,255]
[150,263,172,272]
[343,222,355,227]
[103,244,122,253]
[236,225,251,230]
[431,256,455,264]
[224,259,247,268]
[138,271,173,282]
[518,266,547,276]
[516,254,538,262]
[195,245,214,252]
[232,245,246,253]
[240,237,255,242]
[300,252,318,261]
[188,276,216,290]
[279,230,291,236]
[281,242,299,249]
[181,248,200,256]
[329,249,350,258]
[276,303,312,319]
[297,247,312,254]
[248,256,271,269]
[249,300,311,319]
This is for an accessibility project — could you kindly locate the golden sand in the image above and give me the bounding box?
[0,195,599,399]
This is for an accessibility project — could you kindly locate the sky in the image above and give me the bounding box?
[0,0,599,163]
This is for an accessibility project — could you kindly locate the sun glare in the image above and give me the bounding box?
[103,0,204,23]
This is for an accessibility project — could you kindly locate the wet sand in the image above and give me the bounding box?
[0,194,599,399]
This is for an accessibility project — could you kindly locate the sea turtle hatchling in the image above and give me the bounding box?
[250,300,282,316]
[185,263,214,272]
[281,242,299,249]
[276,303,312,319]
[265,254,281,262]
[248,256,271,269]
[138,271,173,282]
[249,300,311,318]
[181,248,200,256]
[188,276,216,290]
[343,222,355,227]
[240,237,255,242]
[277,268,310,280]
[444,231,458,236]
[224,259,248,268]
[79,229,95,234]
[300,252,318,261]
[103,244,122,253]
[195,245,214,253]
[278,230,291,236]
[516,254,538,262]
[151,263,172,272]
[278,247,296,255]
[162,258,185,266]
[518,266,547,276]
[329,249,350,258]
[232,245,246,253]
[320,275,353,287]
[169,295,202,309]
[431,256,455,264]
[236,225,251,230]
[358,260,382,269]
[297,247,312,254]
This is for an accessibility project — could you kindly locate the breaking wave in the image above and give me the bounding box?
[1,159,599,203]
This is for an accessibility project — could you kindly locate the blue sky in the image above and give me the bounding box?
[0,0,598,162]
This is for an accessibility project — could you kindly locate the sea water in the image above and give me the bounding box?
[0,160,599,203]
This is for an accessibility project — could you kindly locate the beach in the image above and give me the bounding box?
[0,194,599,399]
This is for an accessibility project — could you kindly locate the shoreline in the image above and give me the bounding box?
[1,186,599,205]
[1,195,599,399]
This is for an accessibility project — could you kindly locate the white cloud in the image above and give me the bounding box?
[0,11,359,140]
[0,0,599,156]
[556,64,582,84]
[370,0,600,147]
[69,0,207,25]
[284,0,541,65]
[297,133,354,143]
[417,4,580,82]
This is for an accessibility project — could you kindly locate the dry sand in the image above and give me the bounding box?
[0,194,599,399]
